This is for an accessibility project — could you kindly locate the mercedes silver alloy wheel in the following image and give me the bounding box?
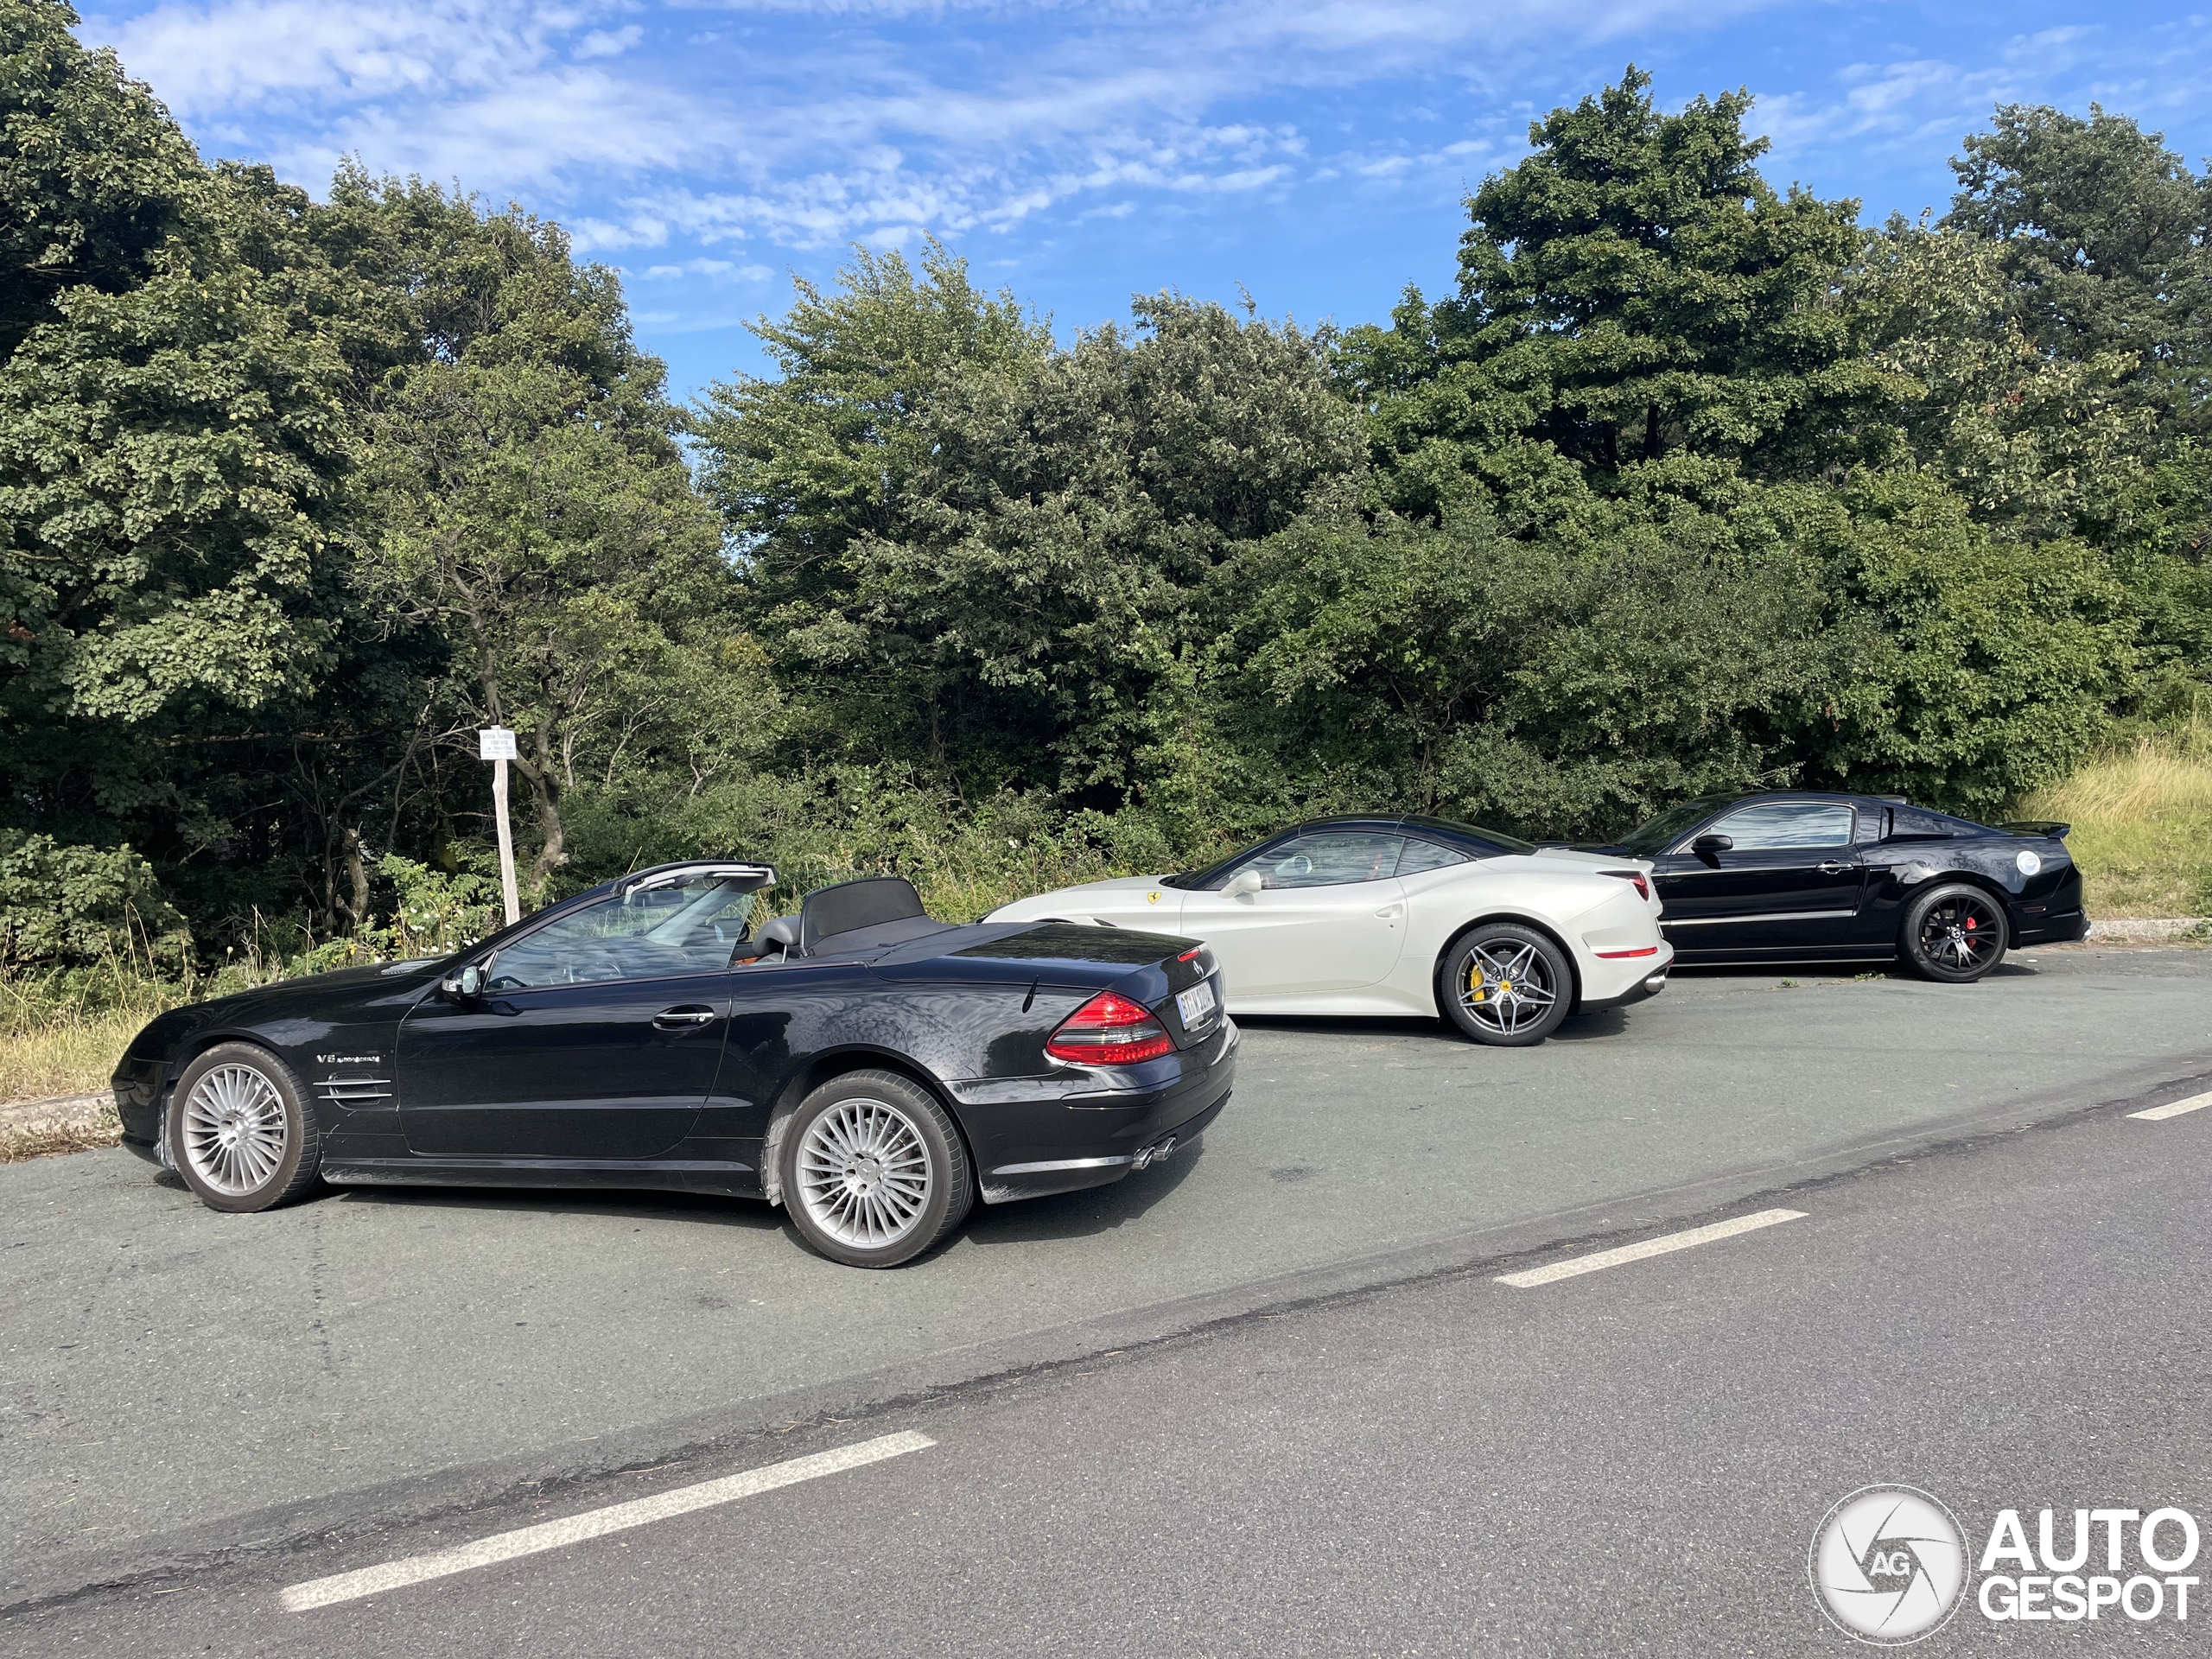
[1459,938,1558,1038]
[795,1096,934,1249]
[181,1063,289,1197]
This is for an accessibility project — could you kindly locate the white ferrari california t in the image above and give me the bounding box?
[987,815,1672,1046]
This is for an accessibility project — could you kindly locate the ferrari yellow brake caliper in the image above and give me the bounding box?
[1467,963,1489,1003]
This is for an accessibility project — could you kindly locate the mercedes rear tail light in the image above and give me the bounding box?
[1045,989,1174,1065]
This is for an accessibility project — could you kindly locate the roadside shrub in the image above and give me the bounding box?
[0,835,188,971]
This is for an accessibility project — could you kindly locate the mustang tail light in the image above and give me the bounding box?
[1601,869,1651,901]
[1046,989,1174,1065]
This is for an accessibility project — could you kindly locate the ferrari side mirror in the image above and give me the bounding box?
[1226,868,1264,897]
[1691,833,1733,859]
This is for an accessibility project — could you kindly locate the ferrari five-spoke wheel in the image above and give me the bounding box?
[1903,882,2009,983]
[166,1043,322,1213]
[780,1071,972,1268]
[1440,924,1573,1047]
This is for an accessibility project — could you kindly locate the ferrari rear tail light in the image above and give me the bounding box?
[1601,870,1651,901]
[1046,989,1174,1065]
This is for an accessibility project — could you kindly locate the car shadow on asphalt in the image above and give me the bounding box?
[330,1182,786,1233]
[1233,1010,1660,1045]
[319,1147,1209,1262]
[1553,1007,1630,1039]
[954,1140,1205,1249]
[1231,1014,1461,1046]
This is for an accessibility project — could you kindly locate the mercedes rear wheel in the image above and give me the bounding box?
[780,1070,973,1268]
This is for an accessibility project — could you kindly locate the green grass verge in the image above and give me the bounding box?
[2021,737,2212,918]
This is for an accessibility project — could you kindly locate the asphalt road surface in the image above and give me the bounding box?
[4,946,2209,1648]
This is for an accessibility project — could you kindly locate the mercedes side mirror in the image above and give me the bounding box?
[1691,833,1733,860]
[442,962,486,1000]
[1226,868,1265,897]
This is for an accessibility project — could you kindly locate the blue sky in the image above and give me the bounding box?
[73,1,2212,402]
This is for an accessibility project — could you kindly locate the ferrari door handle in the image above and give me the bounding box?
[1376,904,1404,920]
[653,1005,718,1030]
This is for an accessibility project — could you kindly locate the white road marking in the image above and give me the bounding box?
[279,1431,934,1612]
[1496,1208,1807,1288]
[2129,1090,2212,1122]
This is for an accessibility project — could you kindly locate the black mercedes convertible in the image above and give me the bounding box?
[112,864,1236,1267]
[1577,791,2088,981]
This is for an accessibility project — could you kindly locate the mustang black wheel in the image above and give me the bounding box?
[780,1071,973,1268]
[167,1042,322,1213]
[1903,883,2009,983]
[1440,924,1573,1046]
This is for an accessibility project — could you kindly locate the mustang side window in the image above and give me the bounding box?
[485,876,759,990]
[1700,802,1856,851]
[1228,832,1406,889]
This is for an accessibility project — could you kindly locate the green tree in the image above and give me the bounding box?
[1211,497,1843,836]
[1340,67,1899,524]
[1,1,367,940]
[1807,474,2141,810]
[700,253,1362,799]
[1850,219,2150,538]
[1948,105,2212,444]
[342,178,738,893]
[0,0,201,357]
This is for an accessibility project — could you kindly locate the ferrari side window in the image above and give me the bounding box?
[486,875,759,989]
[1232,832,1406,889]
[1703,802,1856,850]
[1394,838,1467,876]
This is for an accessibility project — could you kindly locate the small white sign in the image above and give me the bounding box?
[477,726,518,761]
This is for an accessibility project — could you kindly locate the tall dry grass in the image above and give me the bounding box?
[2021,732,2212,918]
[0,965,191,1121]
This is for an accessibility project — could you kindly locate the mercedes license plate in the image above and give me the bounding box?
[1175,979,1217,1027]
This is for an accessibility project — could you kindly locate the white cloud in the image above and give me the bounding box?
[87,0,1762,224]
[635,257,773,280]
[575,24,645,58]
[1753,15,2212,194]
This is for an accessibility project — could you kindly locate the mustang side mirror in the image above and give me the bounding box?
[1691,833,1733,860]
[441,962,486,1000]
[1226,868,1265,898]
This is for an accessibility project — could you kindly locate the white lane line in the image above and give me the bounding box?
[2130,1090,2212,1122]
[1497,1208,1807,1289]
[280,1430,934,1612]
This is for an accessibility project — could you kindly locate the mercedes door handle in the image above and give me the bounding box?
[1816,861,1855,874]
[653,1005,719,1030]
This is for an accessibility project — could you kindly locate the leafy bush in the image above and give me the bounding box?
[0,834,188,970]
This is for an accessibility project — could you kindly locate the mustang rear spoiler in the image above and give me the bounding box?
[1998,820,2071,839]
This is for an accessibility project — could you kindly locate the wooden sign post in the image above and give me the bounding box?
[478,727,522,926]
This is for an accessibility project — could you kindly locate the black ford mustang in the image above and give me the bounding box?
[112,864,1236,1267]
[1578,791,2088,982]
